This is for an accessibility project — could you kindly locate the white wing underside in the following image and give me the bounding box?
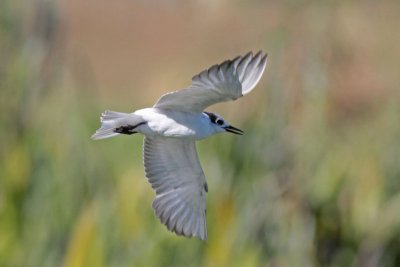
[154,51,268,112]
[143,136,208,240]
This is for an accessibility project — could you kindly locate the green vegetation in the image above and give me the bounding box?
[1,1,400,266]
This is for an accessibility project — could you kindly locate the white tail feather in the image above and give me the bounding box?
[91,110,143,140]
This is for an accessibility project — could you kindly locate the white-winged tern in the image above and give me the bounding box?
[92,51,268,240]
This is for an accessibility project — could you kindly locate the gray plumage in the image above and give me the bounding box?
[92,51,268,240]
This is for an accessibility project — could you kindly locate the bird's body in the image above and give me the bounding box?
[134,108,217,139]
[92,51,268,240]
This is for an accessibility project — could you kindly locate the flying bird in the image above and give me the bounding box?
[92,51,268,240]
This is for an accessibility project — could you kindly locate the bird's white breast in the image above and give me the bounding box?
[133,108,214,140]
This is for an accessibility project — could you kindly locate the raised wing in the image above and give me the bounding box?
[154,51,268,112]
[143,136,208,240]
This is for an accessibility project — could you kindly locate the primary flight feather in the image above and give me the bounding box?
[92,51,268,240]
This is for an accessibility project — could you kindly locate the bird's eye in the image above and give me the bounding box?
[216,119,224,126]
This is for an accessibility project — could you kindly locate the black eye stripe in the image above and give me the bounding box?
[204,112,218,123]
[204,112,224,126]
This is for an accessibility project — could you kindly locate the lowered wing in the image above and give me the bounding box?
[143,136,208,240]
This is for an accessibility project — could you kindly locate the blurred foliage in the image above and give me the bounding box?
[1,0,400,267]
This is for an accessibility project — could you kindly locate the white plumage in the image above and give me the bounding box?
[154,51,267,112]
[144,137,207,240]
[92,51,268,240]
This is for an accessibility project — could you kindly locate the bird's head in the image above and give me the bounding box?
[203,112,244,135]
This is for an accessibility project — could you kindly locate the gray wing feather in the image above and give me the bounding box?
[143,136,207,240]
[154,51,268,112]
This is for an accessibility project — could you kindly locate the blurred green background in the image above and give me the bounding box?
[1,0,400,266]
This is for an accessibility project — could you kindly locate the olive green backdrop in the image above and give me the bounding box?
[1,1,400,266]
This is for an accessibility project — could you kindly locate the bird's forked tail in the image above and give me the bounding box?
[91,110,143,140]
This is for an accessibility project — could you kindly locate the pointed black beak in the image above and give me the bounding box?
[224,125,244,135]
